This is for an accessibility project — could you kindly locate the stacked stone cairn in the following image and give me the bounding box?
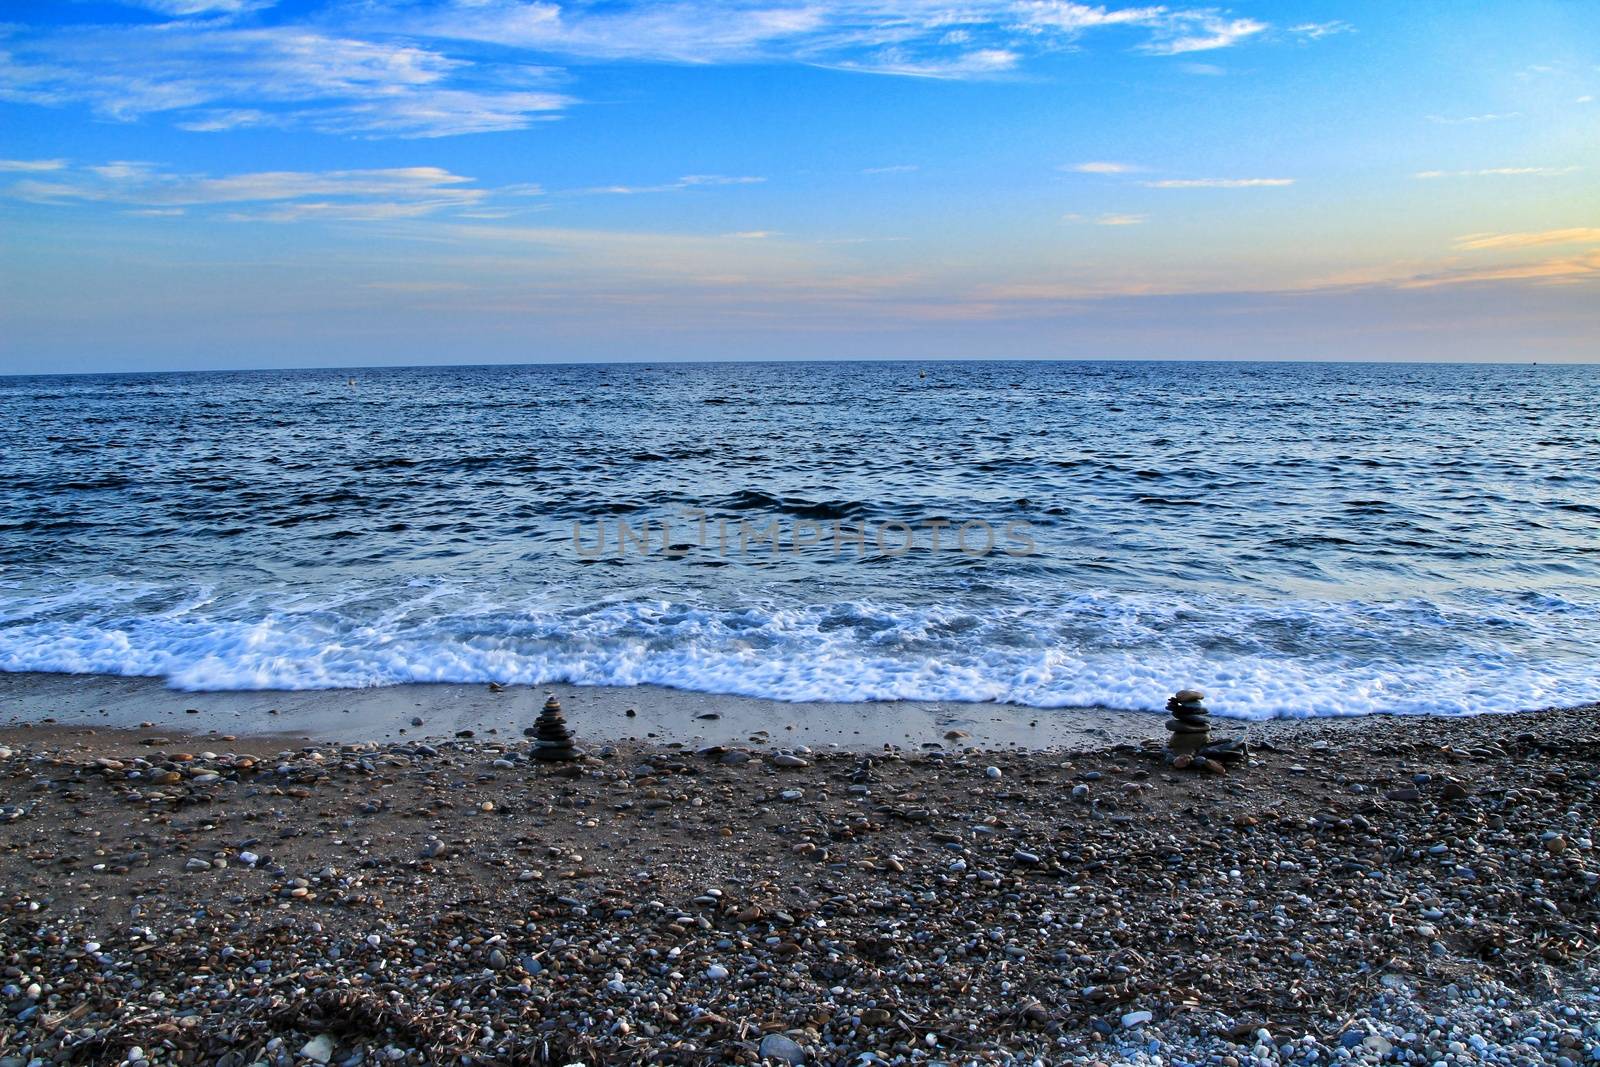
[531,693,578,762]
[1165,688,1211,745]
[1164,688,1248,770]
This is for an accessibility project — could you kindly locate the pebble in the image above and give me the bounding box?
[758,1033,807,1065]
[299,1035,334,1064]
[0,707,1594,1067]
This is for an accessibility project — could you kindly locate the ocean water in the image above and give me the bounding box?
[1,360,1596,720]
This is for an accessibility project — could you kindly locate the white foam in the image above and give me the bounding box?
[0,580,1595,718]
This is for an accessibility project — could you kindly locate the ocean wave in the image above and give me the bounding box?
[0,582,1594,718]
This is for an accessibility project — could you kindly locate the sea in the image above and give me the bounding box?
[1,360,1596,720]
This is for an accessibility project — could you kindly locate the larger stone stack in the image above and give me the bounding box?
[1164,688,1211,747]
[532,693,578,761]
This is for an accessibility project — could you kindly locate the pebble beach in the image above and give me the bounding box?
[1,699,1596,1066]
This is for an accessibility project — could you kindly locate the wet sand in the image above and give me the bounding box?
[0,671,1565,755]
[0,671,1183,751]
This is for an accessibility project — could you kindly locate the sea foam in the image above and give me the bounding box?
[0,580,1593,718]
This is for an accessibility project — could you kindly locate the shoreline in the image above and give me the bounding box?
[3,670,1595,754]
[0,699,1595,1064]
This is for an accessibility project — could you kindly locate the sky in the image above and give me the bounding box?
[0,0,1596,372]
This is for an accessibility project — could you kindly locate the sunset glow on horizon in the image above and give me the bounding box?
[2,0,1596,372]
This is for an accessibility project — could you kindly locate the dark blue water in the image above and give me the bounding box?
[1,360,1596,717]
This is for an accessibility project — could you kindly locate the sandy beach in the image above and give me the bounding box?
[0,672,1182,753]
[0,687,1595,1065]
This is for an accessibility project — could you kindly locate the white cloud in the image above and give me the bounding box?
[830,48,1021,79]
[1139,16,1266,55]
[1068,161,1136,173]
[395,1,1277,76]
[0,25,572,138]
[578,174,765,195]
[1096,212,1146,225]
[0,1,1324,138]
[1288,21,1353,41]
[1142,177,1294,188]
[0,158,67,172]
[1014,2,1165,33]
[3,161,503,221]
[117,0,278,15]
[862,164,918,174]
[1426,112,1520,124]
[1415,166,1579,178]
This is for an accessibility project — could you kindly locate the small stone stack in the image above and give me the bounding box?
[1165,688,1211,748]
[531,693,578,761]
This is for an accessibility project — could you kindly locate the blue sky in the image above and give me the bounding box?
[1,0,1596,371]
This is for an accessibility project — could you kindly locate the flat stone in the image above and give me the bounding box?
[758,1033,807,1065]
[300,1035,334,1064]
[1165,718,1211,734]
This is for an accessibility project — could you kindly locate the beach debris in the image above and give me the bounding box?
[531,693,578,761]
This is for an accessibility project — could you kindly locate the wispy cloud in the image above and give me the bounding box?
[1454,227,1600,251]
[1415,166,1579,178]
[0,158,68,172]
[0,24,572,138]
[1143,177,1294,188]
[118,0,279,14]
[1067,161,1137,174]
[1096,213,1146,225]
[829,48,1021,79]
[1394,251,1600,289]
[0,1,1321,140]
[862,164,918,174]
[3,161,501,221]
[1138,16,1266,55]
[390,0,1278,77]
[577,174,766,195]
[366,0,1286,83]
[1287,21,1353,41]
[1426,112,1521,124]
